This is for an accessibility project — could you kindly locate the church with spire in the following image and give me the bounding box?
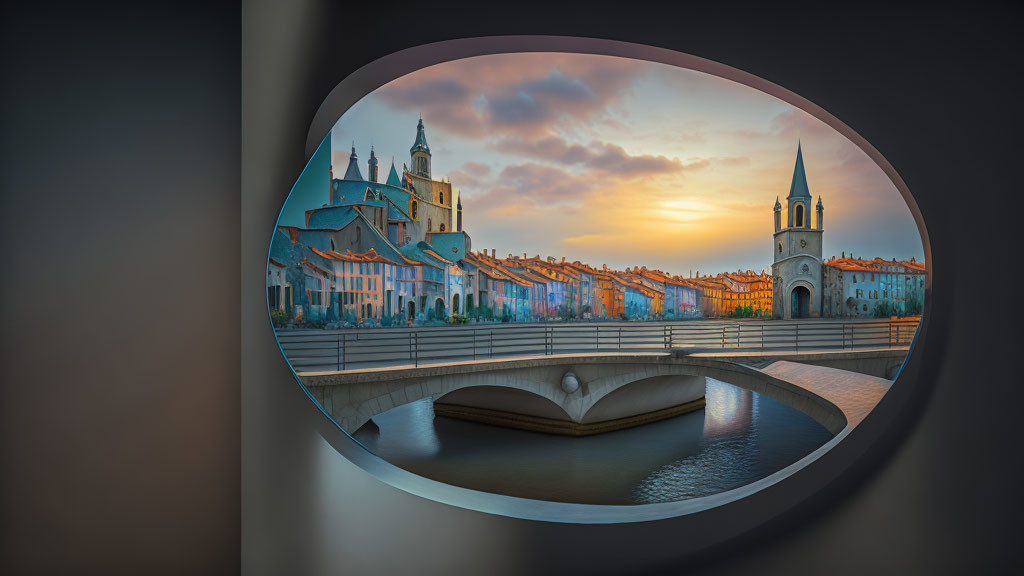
[269,116,472,326]
[772,141,825,319]
[313,117,464,249]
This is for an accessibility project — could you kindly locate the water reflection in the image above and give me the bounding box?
[355,379,832,505]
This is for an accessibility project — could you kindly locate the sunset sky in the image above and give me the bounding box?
[280,52,923,275]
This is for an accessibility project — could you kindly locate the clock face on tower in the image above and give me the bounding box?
[800,239,807,248]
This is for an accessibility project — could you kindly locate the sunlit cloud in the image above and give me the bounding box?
[373,53,645,139]
[306,52,923,274]
[493,136,685,177]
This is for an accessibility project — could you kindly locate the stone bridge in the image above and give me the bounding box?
[300,349,906,435]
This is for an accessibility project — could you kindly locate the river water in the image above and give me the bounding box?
[353,378,833,505]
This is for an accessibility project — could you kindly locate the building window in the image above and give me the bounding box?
[307,275,324,306]
[439,191,443,205]
[795,203,804,227]
[411,201,418,219]
[428,218,432,232]
[777,242,783,254]
[267,286,280,310]
[439,223,446,232]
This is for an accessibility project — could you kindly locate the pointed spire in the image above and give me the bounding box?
[787,140,811,198]
[367,145,379,182]
[343,145,363,181]
[410,116,430,154]
[385,160,402,187]
[774,195,782,211]
[816,195,824,209]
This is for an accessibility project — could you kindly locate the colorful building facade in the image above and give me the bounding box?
[270,132,922,328]
[821,256,925,318]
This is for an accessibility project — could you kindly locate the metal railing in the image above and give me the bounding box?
[276,318,920,373]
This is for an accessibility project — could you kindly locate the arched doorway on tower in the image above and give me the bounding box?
[791,286,811,319]
[407,300,416,321]
[452,293,460,315]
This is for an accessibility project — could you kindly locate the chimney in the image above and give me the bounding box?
[491,249,496,258]
[561,257,566,264]
[602,264,607,271]
[523,252,527,259]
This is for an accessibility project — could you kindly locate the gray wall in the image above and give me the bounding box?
[2,1,1021,575]
[240,6,1020,574]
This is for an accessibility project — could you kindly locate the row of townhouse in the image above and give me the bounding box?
[268,214,779,328]
[821,256,925,318]
[268,224,463,327]
[458,253,709,322]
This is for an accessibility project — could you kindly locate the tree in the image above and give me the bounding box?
[905,292,924,316]
[872,301,896,318]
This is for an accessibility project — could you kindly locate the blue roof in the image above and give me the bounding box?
[386,162,402,187]
[331,179,411,219]
[305,205,359,229]
[377,186,412,219]
[343,146,363,181]
[335,198,388,209]
[787,141,811,198]
[428,231,469,262]
[388,204,410,222]
[270,228,332,271]
[399,240,450,269]
[269,229,295,265]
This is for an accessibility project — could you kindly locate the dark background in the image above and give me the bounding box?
[3,1,1022,574]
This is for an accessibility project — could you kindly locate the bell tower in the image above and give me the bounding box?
[410,116,431,179]
[772,141,824,319]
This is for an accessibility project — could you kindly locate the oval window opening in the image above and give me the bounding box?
[267,46,927,519]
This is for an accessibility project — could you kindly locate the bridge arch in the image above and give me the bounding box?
[434,385,573,422]
[580,374,705,424]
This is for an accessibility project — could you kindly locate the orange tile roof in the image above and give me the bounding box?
[309,247,406,267]
[825,256,924,273]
